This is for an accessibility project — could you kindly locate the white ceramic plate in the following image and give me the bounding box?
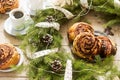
[0,47,24,72]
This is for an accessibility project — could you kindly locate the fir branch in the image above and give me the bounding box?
[28,51,70,80]
[91,0,107,6]
[93,5,120,16]
[27,51,120,80]
[63,0,82,15]
[72,56,120,80]
[20,27,62,53]
[33,8,68,24]
[92,0,120,16]
[92,0,114,7]
[104,18,120,27]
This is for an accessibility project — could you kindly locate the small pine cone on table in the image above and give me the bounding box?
[41,34,53,45]
[50,60,62,72]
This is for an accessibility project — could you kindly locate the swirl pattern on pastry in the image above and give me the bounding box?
[73,32,101,60]
[97,36,117,58]
[0,43,20,70]
[68,22,94,42]
[0,0,18,13]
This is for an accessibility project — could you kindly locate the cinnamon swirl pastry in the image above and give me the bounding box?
[97,36,117,58]
[0,43,20,70]
[0,0,18,13]
[72,32,101,60]
[68,22,94,42]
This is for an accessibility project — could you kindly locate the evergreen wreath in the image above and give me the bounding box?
[18,0,120,80]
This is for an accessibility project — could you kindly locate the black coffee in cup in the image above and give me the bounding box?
[13,11,24,19]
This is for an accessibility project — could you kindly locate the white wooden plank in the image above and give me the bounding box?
[0,77,28,80]
[60,24,69,46]
[0,71,27,77]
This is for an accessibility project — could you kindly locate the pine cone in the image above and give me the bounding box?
[46,16,55,22]
[50,60,62,72]
[41,34,53,45]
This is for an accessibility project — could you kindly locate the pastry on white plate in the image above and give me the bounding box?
[0,43,20,70]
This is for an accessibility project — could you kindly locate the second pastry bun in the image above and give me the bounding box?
[72,32,101,60]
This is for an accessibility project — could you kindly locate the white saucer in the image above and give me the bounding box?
[0,47,24,72]
[4,17,33,36]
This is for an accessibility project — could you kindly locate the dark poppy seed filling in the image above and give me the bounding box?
[97,36,116,58]
[0,45,13,66]
[68,22,94,42]
[0,43,20,70]
[73,32,102,61]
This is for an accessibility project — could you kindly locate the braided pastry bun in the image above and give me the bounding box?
[72,32,101,60]
[0,0,18,13]
[68,22,94,42]
[97,36,117,58]
[0,43,20,70]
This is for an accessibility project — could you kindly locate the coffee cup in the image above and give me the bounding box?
[9,8,27,30]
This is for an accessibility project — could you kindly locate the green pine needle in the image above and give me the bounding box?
[27,51,120,80]
[28,51,70,80]
[104,19,120,27]
[20,27,62,53]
